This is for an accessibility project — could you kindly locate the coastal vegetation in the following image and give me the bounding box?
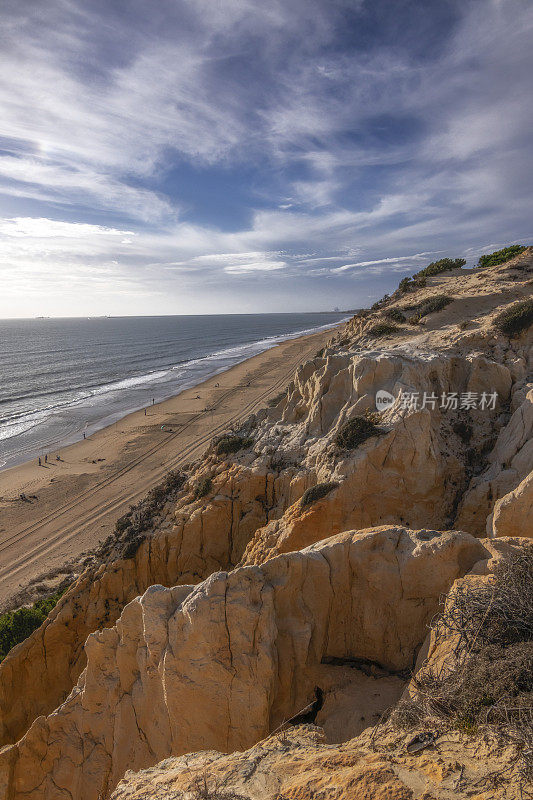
[478,245,528,268]
[300,481,339,507]
[215,434,254,456]
[396,256,465,296]
[383,307,406,323]
[336,415,381,449]
[194,477,213,499]
[393,550,533,780]
[398,276,426,293]
[493,298,533,337]
[113,470,186,559]
[367,322,399,337]
[267,390,286,407]
[0,588,67,663]
[415,257,466,278]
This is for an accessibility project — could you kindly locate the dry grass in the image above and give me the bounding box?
[391,549,533,786]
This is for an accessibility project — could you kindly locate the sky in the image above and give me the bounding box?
[0,0,532,318]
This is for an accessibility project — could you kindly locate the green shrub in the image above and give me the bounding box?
[478,245,528,269]
[415,258,466,279]
[194,477,212,499]
[418,294,454,317]
[493,299,533,336]
[336,416,381,449]
[383,308,406,323]
[407,314,422,325]
[215,435,254,456]
[398,276,427,293]
[300,482,339,507]
[398,277,414,293]
[111,469,186,560]
[367,323,399,337]
[0,588,68,662]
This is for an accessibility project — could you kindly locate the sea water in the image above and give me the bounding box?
[0,313,347,471]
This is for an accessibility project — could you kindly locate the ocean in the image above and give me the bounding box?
[0,313,347,471]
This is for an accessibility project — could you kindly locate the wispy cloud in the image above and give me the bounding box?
[0,0,532,316]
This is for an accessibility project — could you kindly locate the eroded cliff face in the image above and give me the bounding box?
[109,724,525,800]
[0,527,487,800]
[0,249,531,800]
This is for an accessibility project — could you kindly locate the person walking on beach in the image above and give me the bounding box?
[144,408,147,416]
[83,432,86,439]
[38,457,41,466]
[44,454,47,463]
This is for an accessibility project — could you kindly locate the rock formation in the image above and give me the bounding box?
[0,247,531,800]
[0,527,488,800]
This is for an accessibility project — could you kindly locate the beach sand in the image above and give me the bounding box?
[0,325,338,608]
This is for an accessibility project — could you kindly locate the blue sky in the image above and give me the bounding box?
[0,0,532,317]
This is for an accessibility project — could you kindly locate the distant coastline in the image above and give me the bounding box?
[0,312,349,472]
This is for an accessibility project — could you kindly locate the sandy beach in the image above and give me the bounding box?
[0,325,338,608]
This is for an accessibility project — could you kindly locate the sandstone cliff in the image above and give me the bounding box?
[0,247,531,800]
[0,527,489,799]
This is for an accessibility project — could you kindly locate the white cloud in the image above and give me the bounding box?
[0,0,532,316]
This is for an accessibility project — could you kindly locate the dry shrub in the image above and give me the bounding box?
[336,415,381,449]
[300,482,339,507]
[194,477,213,500]
[391,549,533,782]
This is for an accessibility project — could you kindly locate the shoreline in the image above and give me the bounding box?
[0,323,341,608]
[0,316,348,473]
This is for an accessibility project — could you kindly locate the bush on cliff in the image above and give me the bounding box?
[336,415,381,449]
[367,322,399,338]
[215,435,254,456]
[300,482,339,507]
[194,477,212,499]
[383,308,406,323]
[267,390,286,407]
[392,548,533,773]
[113,469,186,559]
[0,588,67,663]
[415,258,465,279]
[398,276,427,294]
[478,245,527,268]
[418,294,454,316]
[493,299,533,337]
